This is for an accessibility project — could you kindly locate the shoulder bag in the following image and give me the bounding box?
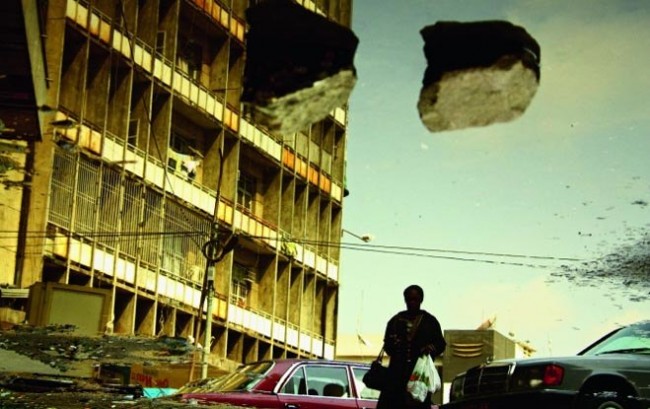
[362,348,388,391]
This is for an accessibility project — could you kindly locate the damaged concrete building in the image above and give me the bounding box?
[1,0,353,373]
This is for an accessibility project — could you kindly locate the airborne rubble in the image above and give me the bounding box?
[555,232,650,302]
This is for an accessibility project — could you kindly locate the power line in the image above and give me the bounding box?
[336,245,560,269]
[0,229,583,265]
[266,236,582,262]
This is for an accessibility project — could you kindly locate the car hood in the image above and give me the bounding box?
[483,353,649,368]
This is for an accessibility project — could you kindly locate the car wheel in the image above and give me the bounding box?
[595,401,624,409]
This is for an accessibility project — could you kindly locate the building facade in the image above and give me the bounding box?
[3,0,353,370]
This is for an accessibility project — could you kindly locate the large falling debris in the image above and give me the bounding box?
[242,0,359,134]
[417,20,541,133]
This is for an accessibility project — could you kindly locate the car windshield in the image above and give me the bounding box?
[185,361,274,392]
[580,322,650,356]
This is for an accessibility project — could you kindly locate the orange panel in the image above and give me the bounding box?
[320,174,330,192]
[211,3,221,20]
[283,149,295,169]
[308,167,318,185]
[298,161,308,178]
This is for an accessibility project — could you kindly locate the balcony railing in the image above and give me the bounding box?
[45,230,334,358]
[63,0,342,263]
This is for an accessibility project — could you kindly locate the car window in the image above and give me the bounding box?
[304,365,350,397]
[281,364,351,397]
[352,367,380,400]
[281,366,307,395]
[582,322,650,356]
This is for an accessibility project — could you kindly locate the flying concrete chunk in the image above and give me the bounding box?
[242,0,359,134]
[417,20,541,133]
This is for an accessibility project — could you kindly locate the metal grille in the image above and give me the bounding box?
[162,199,209,284]
[48,148,212,284]
[140,189,162,265]
[97,167,121,249]
[121,178,142,259]
[74,158,100,233]
[463,364,511,396]
[49,149,76,228]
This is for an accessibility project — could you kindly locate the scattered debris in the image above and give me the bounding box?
[0,324,197,373]
[417,20,540,132]
[555,232,650,302]
[0,324,221,408]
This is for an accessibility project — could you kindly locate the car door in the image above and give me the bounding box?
[351,366,378,409]
[277,363,358,409]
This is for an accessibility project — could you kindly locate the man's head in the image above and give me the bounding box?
[403,284,424,312]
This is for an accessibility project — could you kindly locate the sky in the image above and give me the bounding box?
[337,0,650,357]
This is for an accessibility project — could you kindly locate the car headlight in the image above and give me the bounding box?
[511,364,564,390]
[450,375,465,401]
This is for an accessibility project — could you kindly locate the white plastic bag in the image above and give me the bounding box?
[407,354,442,402]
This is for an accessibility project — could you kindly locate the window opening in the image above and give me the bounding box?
[168,131,201,180]
[177,38,202,81]
[237,171,257,212]
[156,31,166,56]
[231,263,251,307]
[128,119,139,147]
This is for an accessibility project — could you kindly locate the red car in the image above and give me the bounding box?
[170,359,381,408]
[153,358,436,409]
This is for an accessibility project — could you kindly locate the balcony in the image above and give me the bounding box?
[65,0,345,204]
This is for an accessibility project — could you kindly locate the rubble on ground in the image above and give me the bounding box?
[0,388,244,409]
[0,324,214,408]
[0,324,196,373]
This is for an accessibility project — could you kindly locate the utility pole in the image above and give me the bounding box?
[195,85,237,379]
[195,140,226,380]
[202,275,213,379]
[198,221,237,379]
[201,224,218,379]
